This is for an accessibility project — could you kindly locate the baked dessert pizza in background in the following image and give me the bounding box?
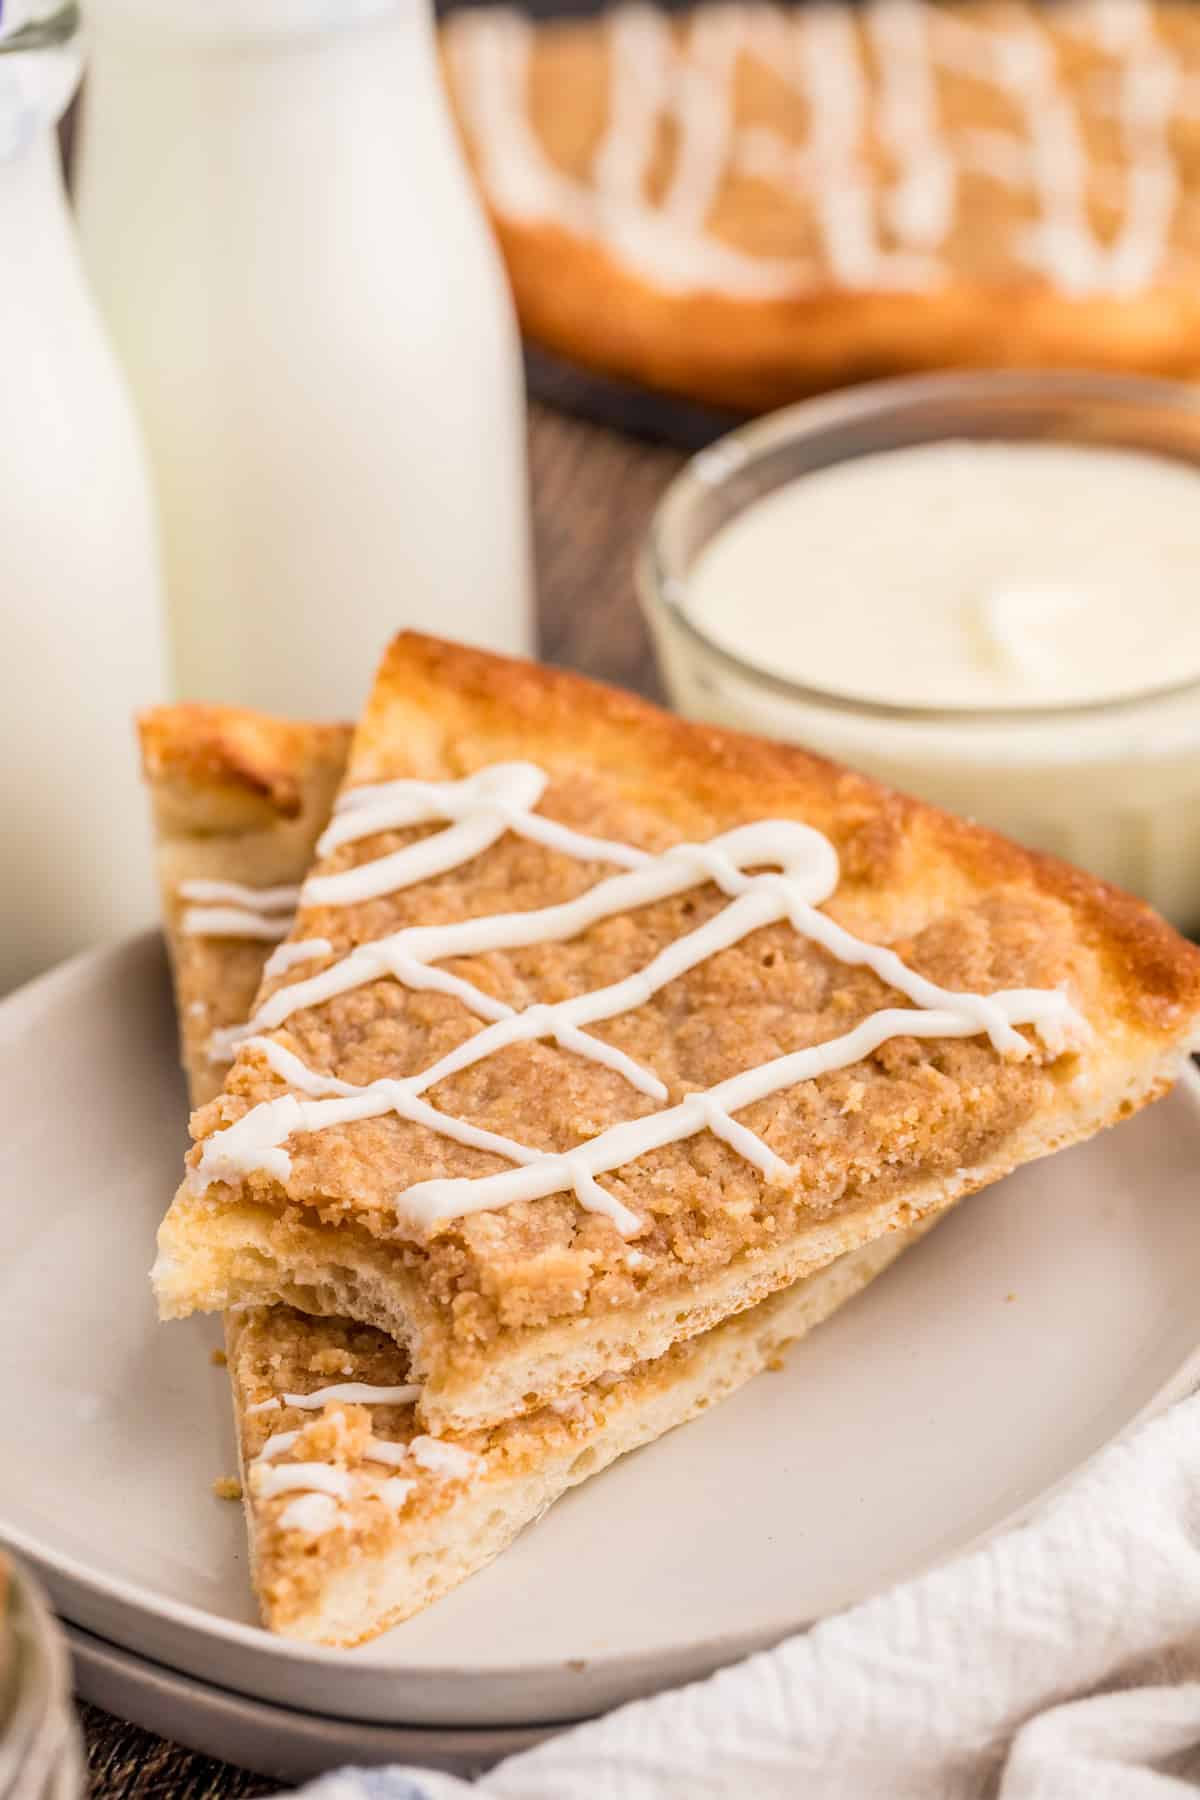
[441,0,1200,409]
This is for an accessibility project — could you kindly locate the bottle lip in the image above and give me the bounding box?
[0,0,80,55]
[0,0,80,155]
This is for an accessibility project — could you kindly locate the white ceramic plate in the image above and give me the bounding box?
[69,1624,555,1782]
[2,934,1199,1729]
[0,1556,79,1800]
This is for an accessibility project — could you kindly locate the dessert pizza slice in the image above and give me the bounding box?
[141,701,928,1643]
[224,1241,915,1643]
[142,704,353,1108]
[153,635,1200,1437]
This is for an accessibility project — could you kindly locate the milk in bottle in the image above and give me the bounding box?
[0,0,166,991]
[76,0,533,718]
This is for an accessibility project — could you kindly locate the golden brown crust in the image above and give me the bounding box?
[157,634,1200,1436]
[490,218,1200,414]
[360,633,1200,1039]
[441,2,1200,411]
[138,706,351,1105]
[138,705,352,834]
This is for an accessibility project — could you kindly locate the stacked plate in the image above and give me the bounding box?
[3,936,1200,1781]
[0,1557,82,1800]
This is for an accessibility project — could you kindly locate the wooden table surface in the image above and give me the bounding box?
[80,398,688,1799]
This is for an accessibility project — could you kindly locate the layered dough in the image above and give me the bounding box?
[441,1,1200,409]
[151,635,1200,1439]
[228,1229,923,1644]
[141,703,352,1107]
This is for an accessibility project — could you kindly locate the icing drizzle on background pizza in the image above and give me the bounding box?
[444,0,1193,297]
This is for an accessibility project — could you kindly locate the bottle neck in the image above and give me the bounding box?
[0,127,85,303]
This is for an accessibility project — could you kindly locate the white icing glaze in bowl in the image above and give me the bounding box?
[641,370,1200,929]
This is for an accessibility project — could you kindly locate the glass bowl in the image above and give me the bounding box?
[638,370,1200,930]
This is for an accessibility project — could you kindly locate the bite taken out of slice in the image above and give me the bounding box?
[227,1228,926,1645]
[152,634,1200,1437]
[141,698,933,1644]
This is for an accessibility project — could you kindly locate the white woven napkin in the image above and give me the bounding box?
[300,1391,1200,1800]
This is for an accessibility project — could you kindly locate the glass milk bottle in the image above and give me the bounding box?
[75,0,534,720]
[0,1,166,994]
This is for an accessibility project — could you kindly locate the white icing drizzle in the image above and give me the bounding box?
[305,762,648,908]
[1016,27,1105,293]
[446,4,819,296]
[252,1453,420,1525]
[245,1392,478,1530]
[278,1492,340,1535]
[181,908,293,943]
[928,9,1097,291]
[374,1477,417,1509]
[203,1035,591,1209]
[253,1462,353,1501]
[1088,0,1178,294]
[932,0,1180,293]
[591,7,676,220]
[446,0,1187,299]
[263,938,333,980]
[190,763,1088,1242]
[249,1420,466,1537]
[255,1428,301,1464]
[246,1380,422,1417]
[657,8,745,236]
[206,1023,255,1067]
[273,1468,417,1526]
[794,4,935,289]
[180,879,299,946]
[360,1438,412,1469]
[390,996,1077,1233]
[868,0,956,249]
[409,1436,482,1480]
[179,880,302,912]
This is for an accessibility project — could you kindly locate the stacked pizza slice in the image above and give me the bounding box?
[143,633,1200,1645]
